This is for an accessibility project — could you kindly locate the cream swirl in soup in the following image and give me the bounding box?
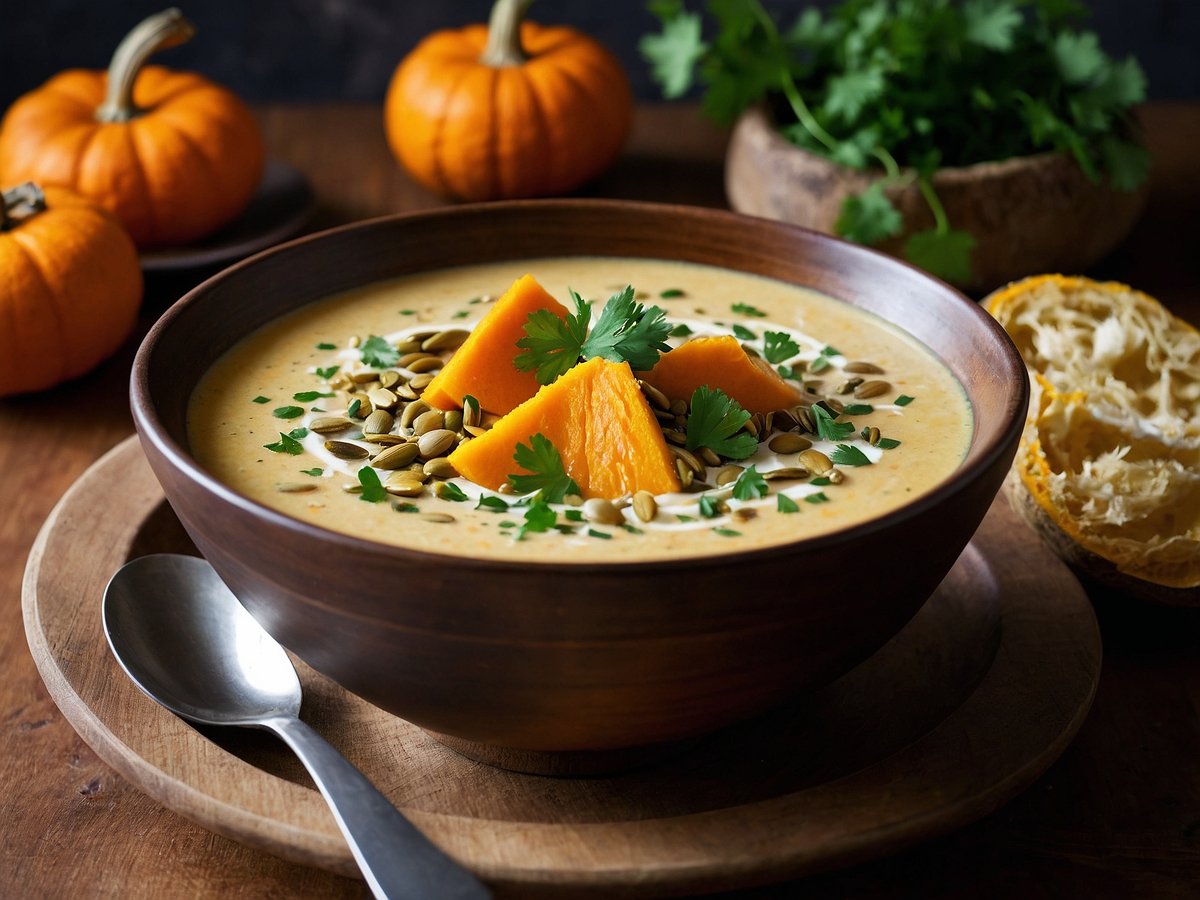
[188,257,973,562]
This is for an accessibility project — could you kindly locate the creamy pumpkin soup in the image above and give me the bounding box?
[189,257,972,561]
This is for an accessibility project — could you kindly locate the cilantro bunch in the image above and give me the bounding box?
[641,0,1149,283]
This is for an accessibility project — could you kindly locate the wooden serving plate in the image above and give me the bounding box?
[23,437,1101,897]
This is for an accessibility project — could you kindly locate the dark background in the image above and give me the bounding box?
[2,1,1197,110]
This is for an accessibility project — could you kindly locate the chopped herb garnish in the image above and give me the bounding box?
[438,482,469,502]
[676,514,697,523]
[842,403,874,415]
[686,386,757,459]
[660,288,686,298]
[515,498,557,540]
[316,342,336,350]
[732,323,757,341]
[273,406,304,419]
[508,433,581,503]
[300,467,323,477]
[830,444,872,466]
[809,356,831,374]
[698,495,722,518]
[252,395,270,404]
[357,467,387,503]
[515,286,671,384]
[462,394,480,420]
[731,465,768,500]
[877,437,902,450]
[452,310,470,319]
[669,322,694,338]
[476,495,509,512]
[588,528,613,540]
[764,331,800,364]
[821,345,841,357]
[346,399,362,418]
[805,492,831,504]
[263,432,304,455]
[713,527,742,537]
[810,476,832,486]
[360,335,400,368]
[399,309,417,316]
[293,390,333,402]
[315,365,339,380]
[777,364,796,380]
[498,520,517,528]
[392,501,419,513]
[731,302,767,318]
[777,494,800,513]
[895,394,915,406]
[564,509,585,522]
[811,404,855,441]
[621,523,645,534]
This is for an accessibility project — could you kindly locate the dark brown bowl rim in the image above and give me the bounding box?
[131,198,1028,575]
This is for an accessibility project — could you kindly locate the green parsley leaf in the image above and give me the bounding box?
[639,6,706,99]
[515,293,592,385]
[731,465,768,501]
[357,467,387,503]
[1053,30,1106,84]
[895,394,915,406]
[836,181,903,245]
[963,0,1023,51]
[810,476,832,486]
[809,356,831,374]
[777,493,800,513]
[676,514,696,523]
[732,323,758,341]
[515,498,557,541]
[621,523,645,534]
[777,364,796,380]
[392,501,419,513]
[476,495,509,512]
[685,386,758,459]
[300,467,323,476]
[587,528,613,540]
[508,434,581,503]
[293,390,333,402]
[731,302,767,318]
[273,406,304,419]
[564,509,585,522]
[315,365,339,380]
[660,288,686,298]
[452,310,470,319]
[437,483,469,502]
[811,404,855,442]
[842,403,874,415]
[252,395,270,404]
[264,432,304,455]
[360,335,400,368]
[829,444,872,466]
[763,330,800,364]
[805,492,830,504]
[698,495,722,518]
[669,322,694,338]
[316,342,337,350]
[877,437,902,449]
[346,399,362,418]
[399,309,417,316]
[821,346,841,358]
[712,527,742,537]
[824,66,885,123]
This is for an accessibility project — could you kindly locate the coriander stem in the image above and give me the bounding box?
[871,147,902,180]
[916,175,950,234]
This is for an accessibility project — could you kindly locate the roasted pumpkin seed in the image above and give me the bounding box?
[632,491,658,522]
[853,379,891,400]
[363,409,394,435]
[371,443,420,469]
[637,379,670,411]
[715,465,743,486]
[406,356,443,374]
[324,440,369,460]
[412,409,445,435]
[767,433,812,454]
[417,429,456,458]
[420,511,456,523]
[310,416,353,434]
[421,329,470,352]
[423,457,458,479]
[409,372,436,391]
[399,399,430,431]
[844,361,885,374]
[275,482,317,493]
[798,448,833,475]
[583,498,624,526]
[762,466,809,480]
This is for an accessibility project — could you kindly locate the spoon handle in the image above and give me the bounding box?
[265,714,490,900]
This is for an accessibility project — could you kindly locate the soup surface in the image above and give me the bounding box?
[189,257,973,562]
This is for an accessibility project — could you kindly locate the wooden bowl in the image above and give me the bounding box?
[131,200,1028,774]
[726,104,1149,294]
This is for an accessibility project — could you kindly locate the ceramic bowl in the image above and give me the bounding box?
[726,104,1149,294]
[131,199,1027,774]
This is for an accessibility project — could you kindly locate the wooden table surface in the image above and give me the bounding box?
[3,102,1198,898]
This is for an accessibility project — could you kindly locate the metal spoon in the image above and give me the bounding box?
[103,553,490,900]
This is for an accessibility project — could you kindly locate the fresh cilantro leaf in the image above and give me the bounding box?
[508,434,581,503]
[842,403,874,415]
[315,365,339,380]
[698,495,722,518]
[399,309,417,316]
[820,346,841,357]
[660,288,686,298]
[476,495,509,512]
[346,399,362,418]
[453,310,470,319]
[777,364,796,379]
[564,509,585,522]
[357,467,387,503]
[777,493,800,513]
[1053,30,1106,84]
[731,465,768,500]
[805,492,830,504]
[1100,135,1152,191]
[685,386,757,459]
[763,330,800,364]
[360,335,400,368]
[824,66,885,122]
[293,390,333,402]
[732,323,758,341]
[515,498,557,541]
[588,528,613,540]
[582,286,672,371]
[273,406,304,419]
[669,322,694,338]
[964,0,1023,51]
[829,444,872,466]
[811,404,855,441]
[301,467,323,476]
[676,514,697,523]
[809,356,831,374]
[731,302,767,318]
[904,229,976,284]
[263,432,303,455]
[836,181,903,245]
[877,437,902,449]
[316,342,337,350]
[810,476,832,486]
[621,523,645,534]
[252,395,270,404]
[437,482,469,502]
[895,394,915,406]
[712,527,742,537]
[639,6,707,99]
[392,501,419,513]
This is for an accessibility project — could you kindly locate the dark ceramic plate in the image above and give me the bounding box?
[138,160,316,274]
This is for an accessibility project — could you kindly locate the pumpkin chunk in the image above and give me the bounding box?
[423,274,567,415]
[448,357,681,500]
[642,335,803,414]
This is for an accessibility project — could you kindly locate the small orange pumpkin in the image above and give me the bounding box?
[384,0,633,201]
[0,9,263,248]
[0,182,143,397]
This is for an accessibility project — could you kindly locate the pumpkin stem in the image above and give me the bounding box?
[0,183,47,231]
[480,0,535,67]
[96,8,196,123]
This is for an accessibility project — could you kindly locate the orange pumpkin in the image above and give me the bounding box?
[0,9,264,248]
[384,0,633,200]
[0,182,142,397]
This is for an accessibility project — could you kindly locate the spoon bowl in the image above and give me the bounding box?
[103,553,489,900]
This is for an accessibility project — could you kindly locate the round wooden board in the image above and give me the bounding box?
[23,437,1101,898]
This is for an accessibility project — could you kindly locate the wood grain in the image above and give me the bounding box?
[2,102,1200,898]
[25,438,1099,897]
